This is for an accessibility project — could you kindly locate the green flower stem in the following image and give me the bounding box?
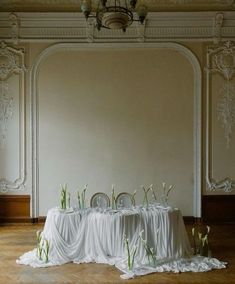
[77,191,81,209]
[131,245,137,269]
[124,236,131,270]
[192,227,197,255]
[44,239,50,263]
[142,186,151,207]
[111,186,117,209]
[60,184,67,209]
[77,184,87,209]
[150,185,157,202]
[131,190,136,206]
[139,230,157,266]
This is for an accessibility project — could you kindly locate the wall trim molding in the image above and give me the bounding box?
[30,42,202,218]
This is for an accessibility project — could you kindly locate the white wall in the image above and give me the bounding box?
[38,48,194,216]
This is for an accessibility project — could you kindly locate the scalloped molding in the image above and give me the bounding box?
[30,42,202,218]
[0,42,26,192]
[206,41,235,192]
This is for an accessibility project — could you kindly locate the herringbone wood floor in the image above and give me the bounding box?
[0,223,234,284]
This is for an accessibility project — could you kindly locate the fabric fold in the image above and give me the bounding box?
[16,205,227,279]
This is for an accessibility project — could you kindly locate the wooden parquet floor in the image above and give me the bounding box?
[0,223,234,284]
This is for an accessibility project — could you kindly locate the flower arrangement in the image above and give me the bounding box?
[150,184,157,202]
[36,230,50,263]
[60,184,67,210]
[43,239,50,263]
[36,230,43,260]
[124,229,157,270]
[124,234,138,271]
[192,225,211,257]
[130,190,137,206]
[161,182,173,206]
[111,184,117,209]
[77,184,87,209]
[67,192,71,209]
[139,230,157,266]
[141,185,152,207]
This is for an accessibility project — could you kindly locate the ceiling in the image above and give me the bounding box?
[0,0,235,12]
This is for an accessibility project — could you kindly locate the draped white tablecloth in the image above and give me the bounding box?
[17,205,226,279]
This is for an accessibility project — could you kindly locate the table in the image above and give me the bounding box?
[17,205,226,279]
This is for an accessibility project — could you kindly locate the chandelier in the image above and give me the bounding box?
[81,0,148,32]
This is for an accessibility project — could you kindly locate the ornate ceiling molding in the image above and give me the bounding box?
[0,12,235,43]
[0,0,235,12]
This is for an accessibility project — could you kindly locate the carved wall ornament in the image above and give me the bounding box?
[206,41,235,192]
[0,42,24,81]
[0,81,13,148]
[136,20,147,43]
[217,82,235,148]
[9,13,20,45]
[208,177,235,193]
[213,13,224,44]
[212,41,235,81]
[86,18,95,43]
[0,42,26,192]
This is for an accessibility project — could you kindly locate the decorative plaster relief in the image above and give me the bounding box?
[217,82,235,148]
[0,42,23,80]
[0,81,13,148]
[206,41,235,192]
[136,20,147,43]
[208,177,235,193]
[213,13,223,44]
[9,13,20,45]
[212,41,235,81]
[0,42,26,192]
[86,18,95,43]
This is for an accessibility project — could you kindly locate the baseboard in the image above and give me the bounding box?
[202,195,235,224]
[0,217,32,223]
[183,216,201,224]
[0,195,30,223]
[38,216,46,223]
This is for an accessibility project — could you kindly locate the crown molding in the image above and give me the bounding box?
[0,11,235,42]
[0,0,234,12]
